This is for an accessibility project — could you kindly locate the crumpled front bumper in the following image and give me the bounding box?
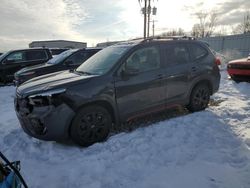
[14,96,75,141]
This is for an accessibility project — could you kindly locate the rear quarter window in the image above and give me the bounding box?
[188,43,208,61]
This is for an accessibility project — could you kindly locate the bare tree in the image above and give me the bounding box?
[161,28,186,37]
[191,10,218,38]
[232,11,250,34]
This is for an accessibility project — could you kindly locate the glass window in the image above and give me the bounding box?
[165,44,189,64]
[188,43,208,60]
[125,46,160,73]
[66,50,91,65]
[6,51,26,63]
[47,49,77,65]
[76,46,130,75]
[26,50,47,61]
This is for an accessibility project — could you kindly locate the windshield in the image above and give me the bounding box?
[76,46,130,75]
[47,49,78,64]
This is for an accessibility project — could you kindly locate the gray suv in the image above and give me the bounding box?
[15,37,221,146]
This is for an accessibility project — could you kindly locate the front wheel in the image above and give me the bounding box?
[70,105,112,147]
[187,84,210,112]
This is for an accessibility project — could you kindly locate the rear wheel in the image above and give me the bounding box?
[70,105,111,147]
[187,84,210,112]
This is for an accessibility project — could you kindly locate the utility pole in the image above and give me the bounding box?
[151,20,158,37]
[143,0,147,39]
[147,0,151,38]
[139,0,157,39]
[152,20,155,37]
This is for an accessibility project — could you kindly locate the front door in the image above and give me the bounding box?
[114,45,166,121]
[1,50,27,81]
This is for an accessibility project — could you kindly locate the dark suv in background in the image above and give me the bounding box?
[0,48,52,83]
[50,48,69,56]
[14,48,102,86]
[15,37,221,146]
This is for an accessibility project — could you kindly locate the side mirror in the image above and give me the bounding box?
[121,67,139,78]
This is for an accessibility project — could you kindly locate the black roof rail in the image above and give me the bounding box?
[115,36,196,46]
[140,36,196,43]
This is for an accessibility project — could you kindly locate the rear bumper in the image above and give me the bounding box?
[15,98,75,141]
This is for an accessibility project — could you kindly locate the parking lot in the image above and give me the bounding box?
[0,70,249,188]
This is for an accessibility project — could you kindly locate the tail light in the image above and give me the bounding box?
[215,57,221,66]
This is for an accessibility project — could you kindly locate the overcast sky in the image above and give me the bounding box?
[0,0,249,51]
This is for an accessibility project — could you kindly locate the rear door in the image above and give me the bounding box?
[114,44,166,121]
[1,50,27,81]
[162,43,191,104]
[25,49,49,66]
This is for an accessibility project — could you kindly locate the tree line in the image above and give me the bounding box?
[160,10,250,38]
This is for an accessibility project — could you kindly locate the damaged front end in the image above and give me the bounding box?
[15,88,75,141]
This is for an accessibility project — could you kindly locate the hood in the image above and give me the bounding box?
[16,63,53,75]
[228,58,250,65]
[17,70,97,98]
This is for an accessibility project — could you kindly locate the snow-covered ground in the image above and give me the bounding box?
[0,71,250,188]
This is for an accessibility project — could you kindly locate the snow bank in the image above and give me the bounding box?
[0,71,250,188]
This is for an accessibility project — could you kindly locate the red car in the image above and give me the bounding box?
[227,53,250,82]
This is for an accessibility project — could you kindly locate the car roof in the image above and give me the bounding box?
[8,47,50,53]
[114,36,205,48]
[84,47,103,51]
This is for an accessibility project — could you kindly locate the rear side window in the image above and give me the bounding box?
[188,43,208,61]
[25,50,48,61]
[6,51,26,63]
[165,44,189,64]
[125,46,160,73]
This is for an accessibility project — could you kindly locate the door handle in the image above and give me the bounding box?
[191,67,197,72]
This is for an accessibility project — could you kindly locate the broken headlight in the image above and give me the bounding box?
[28,88,66,107]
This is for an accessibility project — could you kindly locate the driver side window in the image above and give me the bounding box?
[5,51,26,64]
[124,46,160,73]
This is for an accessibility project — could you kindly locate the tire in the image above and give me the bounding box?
[187,84,210,112]
[70,105,111,147]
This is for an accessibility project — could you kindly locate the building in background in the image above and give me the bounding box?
[29,40,87,49]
